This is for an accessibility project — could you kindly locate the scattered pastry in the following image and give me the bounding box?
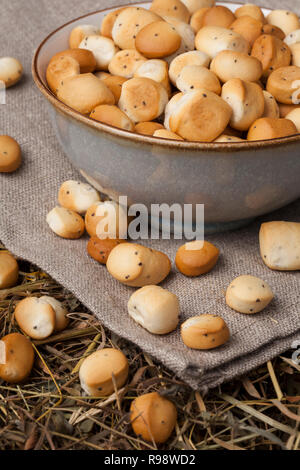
[87,237,126,265]
[46,206,85,239]
[175,240,219,276]
[58,180,100,215]
[79,348,129,397]
[226,275,274,314]
[106,243,171,287]
[0,251,19,289]
[0,333,34,384]
[0,57,23,88]
[128,285,179,334]
[130,392,177,443]
[0,135,22,173]
[85,201,128,239]
[181,314,230,349]
[259,221,300,271]
[14,297,56,340]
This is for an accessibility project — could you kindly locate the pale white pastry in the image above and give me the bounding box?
[128,286,179,334]
[69,25,100,49]
[58,180,100,214]
[134,59,171,95]
[0,57,23,88]
[221,79,265,131]
[79,35,118,71]
[14,297,56,340]
[226,275,274,314]
[39,296,69,332]
[260,221,300,270]
[46,207,85,239]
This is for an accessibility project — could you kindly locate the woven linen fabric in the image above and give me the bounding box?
[1,0,300,391]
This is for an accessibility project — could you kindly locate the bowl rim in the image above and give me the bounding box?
[32,0,300,152]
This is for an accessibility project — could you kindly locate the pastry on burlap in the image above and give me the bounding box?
[1,0,300,392]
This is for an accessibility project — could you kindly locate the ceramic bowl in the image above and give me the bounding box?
[32,1,300,233]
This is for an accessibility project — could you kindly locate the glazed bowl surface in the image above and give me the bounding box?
[33,1,300,232]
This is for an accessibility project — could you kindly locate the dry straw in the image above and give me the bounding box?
[0,244,300,450]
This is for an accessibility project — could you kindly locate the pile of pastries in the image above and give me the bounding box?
[46,1,300,142]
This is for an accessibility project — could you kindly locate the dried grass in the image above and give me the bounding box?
[0,243,300,450]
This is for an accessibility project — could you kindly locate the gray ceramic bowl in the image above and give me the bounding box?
[33,1,300,233]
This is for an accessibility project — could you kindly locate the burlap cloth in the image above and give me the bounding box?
[1,0,300,391]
